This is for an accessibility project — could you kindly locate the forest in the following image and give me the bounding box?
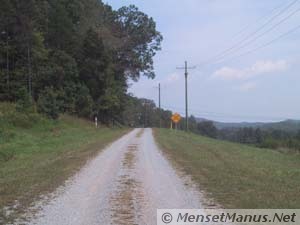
[0,0,173,125]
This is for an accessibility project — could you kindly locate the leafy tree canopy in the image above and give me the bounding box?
[0,0,163,122]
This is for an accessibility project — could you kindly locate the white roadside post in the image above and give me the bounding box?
[95,116,98,128]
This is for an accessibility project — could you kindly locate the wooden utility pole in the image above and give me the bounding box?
[6,34,9,92]
[184,62,188,132]
[2,31,10,93]
[27,45,32,97]
[177,61,195,132]
[159,83,161,128]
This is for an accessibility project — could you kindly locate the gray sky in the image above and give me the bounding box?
[106,0,300,122]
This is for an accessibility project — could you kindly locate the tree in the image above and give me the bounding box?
[15,87,34,113]
[78,29,108,101]
[37,87,60,119]
[254,128,263,144]
[75,84,93,118]
[197,121,218,138]
[189,115,198,133]
[115,5,163,80]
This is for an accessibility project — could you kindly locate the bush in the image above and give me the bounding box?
[37,87,60,119]
[7,112,34,128]
[16,87,34,113]
[260,138,280,149]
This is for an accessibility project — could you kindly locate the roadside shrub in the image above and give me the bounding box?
[0,102,15,114]
[37,87,60,119]
[260,138,280,149]
[7,112,33,128]
[16,87,34,113]
[27,113,45,124]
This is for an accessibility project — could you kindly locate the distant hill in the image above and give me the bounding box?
[195,118,300,132]
[261,119,300,132]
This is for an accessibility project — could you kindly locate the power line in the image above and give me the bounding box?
[231,1,290,40]
[211,23,300,66]
[161,105,289,121]
[206,0,299,64]
[199,0,299,66]
[159,2,300,70]
[211,6,300,65]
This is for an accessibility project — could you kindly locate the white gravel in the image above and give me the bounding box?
[23,128,205,225]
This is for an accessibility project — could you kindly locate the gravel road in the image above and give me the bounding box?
[25,128,205,225]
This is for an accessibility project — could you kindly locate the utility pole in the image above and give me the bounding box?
[27,45,32,97]
[6,34,9,93]
[143,100,147,128]
[177,61,196,132]
[158,83,161,128]
[184,62,188,132]
[2,31,9,93]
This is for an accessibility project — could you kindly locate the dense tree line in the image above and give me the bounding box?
[193,121,300,152]
[218,127,263,144]
[0,0,162,123]
[180,118,300,152]
[218,127,300,152]
[122,97,172,128]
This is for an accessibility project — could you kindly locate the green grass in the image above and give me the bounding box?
[154,128,300,208]
[0,103,129,223]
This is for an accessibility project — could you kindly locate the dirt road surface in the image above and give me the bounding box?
[24,128,206,225]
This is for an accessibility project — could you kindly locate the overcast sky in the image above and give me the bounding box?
[106,0,300,122]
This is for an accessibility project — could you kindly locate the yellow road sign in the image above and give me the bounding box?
[171,113,181,124]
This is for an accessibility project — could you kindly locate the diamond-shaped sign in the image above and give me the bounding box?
[171,113,181,124]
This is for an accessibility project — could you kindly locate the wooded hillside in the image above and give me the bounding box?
[0,0,162,123]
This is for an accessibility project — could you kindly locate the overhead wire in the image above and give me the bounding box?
[197,0,300,67]
[211,6,300,65]
[210,24,300,66]
[231,1,290,39]
[161,105,288,121]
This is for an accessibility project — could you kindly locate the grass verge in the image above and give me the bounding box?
[0,103,129,223]
[154,128,300,208]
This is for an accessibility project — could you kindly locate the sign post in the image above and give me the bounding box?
[171,113,181,130]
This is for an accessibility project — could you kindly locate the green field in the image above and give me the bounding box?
[0,103,128,222]
[154,128,300,208]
